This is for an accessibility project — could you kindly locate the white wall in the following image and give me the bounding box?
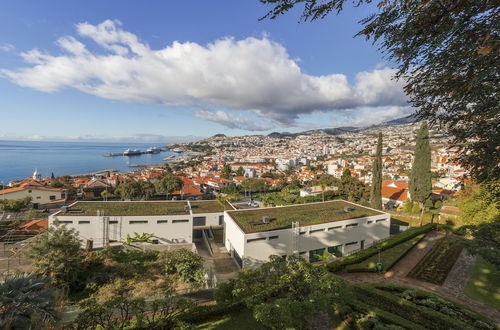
[49,213,193,248]
[223,210,246,267]
[225,211,391,269]
[2,188,66,205]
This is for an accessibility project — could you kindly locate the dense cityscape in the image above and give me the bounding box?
[0,1,498,329]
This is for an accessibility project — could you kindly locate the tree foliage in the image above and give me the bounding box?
[0,196,32,212]
[0,274,60,330]
[463,223,500,270]
[160,248,206,287]
[409,122,432,206]
[215,255,346,329]
[116,180,156,200]
[28,222,83,287]
[371,132,383,209]
[155,174,183,199]
[260,0,499,182]
[459,181,500,226]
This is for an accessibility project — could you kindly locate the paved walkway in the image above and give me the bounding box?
[339,232,500,323]
[195,240,239,283]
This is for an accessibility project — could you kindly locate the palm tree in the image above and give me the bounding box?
[0,273,59,329]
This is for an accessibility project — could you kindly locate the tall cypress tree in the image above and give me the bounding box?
[370,132,383,209]
[409,122,432,224]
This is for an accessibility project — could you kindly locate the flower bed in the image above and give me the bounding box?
[407,236,463,284]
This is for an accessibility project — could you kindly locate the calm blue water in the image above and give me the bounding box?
[0,140,176,182]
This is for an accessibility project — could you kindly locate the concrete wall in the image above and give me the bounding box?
[225,211,391,269]
[49,213,193,248]
[223,210,246,267]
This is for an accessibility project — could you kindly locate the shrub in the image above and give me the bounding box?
[411,203,420,213]
[327,223,435,272]
[161,248,205,287]
[352,283,496,330]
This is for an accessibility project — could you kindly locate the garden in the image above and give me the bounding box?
[407,236,464,285]
[344,233,425,272]
[347,283,497,330]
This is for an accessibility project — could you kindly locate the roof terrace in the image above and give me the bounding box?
[64,201,189,216]
[227,200,383,233]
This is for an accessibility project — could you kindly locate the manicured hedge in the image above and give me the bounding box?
[351,283,496,330]
[370,283,496,328]
[348,299,426,330]
[407,236,463,284]
[345,233,425,272]
[327,223,436,272]
[177,302,244,324]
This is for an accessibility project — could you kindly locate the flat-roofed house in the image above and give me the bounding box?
[223,200,390,269]
[49,200,227,248]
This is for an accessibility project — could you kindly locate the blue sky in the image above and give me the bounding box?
[0,1,411,142]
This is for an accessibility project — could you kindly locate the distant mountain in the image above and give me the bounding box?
[211,134,226,138]
[382,114,418,126]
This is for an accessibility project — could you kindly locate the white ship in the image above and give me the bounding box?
[146,147,161,154]
[123,149,142,156]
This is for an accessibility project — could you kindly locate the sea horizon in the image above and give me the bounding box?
[0,140,178,183]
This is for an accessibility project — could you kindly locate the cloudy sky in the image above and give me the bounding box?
[0,1,412,142]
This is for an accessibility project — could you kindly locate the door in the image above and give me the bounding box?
[360,240,365,250]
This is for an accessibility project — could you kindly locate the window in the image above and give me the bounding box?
[269,235,279,240]
[328,226,342,230]
[327,245,343,257]
[193,216,206,226]
[367,220,373,224]
[58,220,73,224]
[49,195,56,200]
[129,220,148,224]
[299,231,307,235]
[310,228,324,233]
[109,220,118,224]
[247,237,266,243]
[309,248,325,262]
[219,215,224,225]
[345,241,358,246]
[36,196,41,199]
[345,223,358,228]
[173,219,189,223]
[61,193,66,198]
[78,220,90,224]
[28,190,32,193]
[157,220,168,224]
[376,219,387,223]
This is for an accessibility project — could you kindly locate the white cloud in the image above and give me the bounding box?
[0,19,408,129]
[0,43,15,52]
[0,133,202,143]
[195,110,274,131]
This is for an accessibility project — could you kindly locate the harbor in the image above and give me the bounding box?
[103,146,167,157]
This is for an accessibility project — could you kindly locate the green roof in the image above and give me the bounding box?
[227,200,383,233]
[189,201,226,214]
[65,201,189,216]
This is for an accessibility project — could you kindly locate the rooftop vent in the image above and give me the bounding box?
[344,207,355,213]
[184,205,191,211]
[262,216,271,224]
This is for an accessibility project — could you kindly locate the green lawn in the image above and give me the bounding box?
[464,256,500,311]
[345,234,425,272]
[190,200,225,213]
[194,309,267,330]
[67,201,189,216]
[228,200,383,233]
[390,213,433,227]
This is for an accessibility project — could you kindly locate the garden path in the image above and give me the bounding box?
[339,231,500,323]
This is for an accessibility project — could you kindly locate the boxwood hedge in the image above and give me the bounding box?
[327,223,436,272]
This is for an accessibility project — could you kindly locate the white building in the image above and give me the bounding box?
[49,200,225,248]
[223,200,390,269]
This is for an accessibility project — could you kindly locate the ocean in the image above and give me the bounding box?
[0,140,176,183]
